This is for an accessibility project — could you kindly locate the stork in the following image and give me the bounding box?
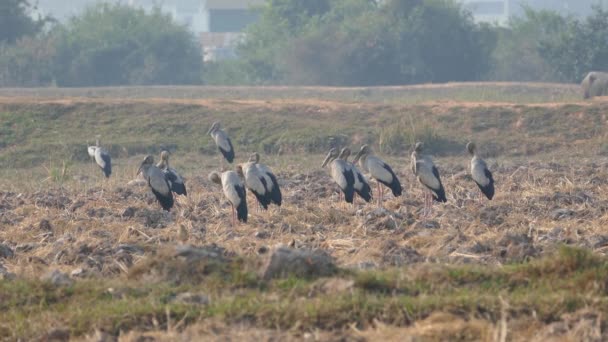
[410,142,446,217]
[249,152,282,207]
[207,122,234,169]
[137,155,174,211]
[339,147,372,204]
[156,151,187,196]
[467,142,494,201]
[87,137,111,178]
[209,171,247,225]
[236,162,271,211]
[321,148,355,204]
[353,144,401,207]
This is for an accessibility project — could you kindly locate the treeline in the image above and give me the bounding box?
[1,0,608,87]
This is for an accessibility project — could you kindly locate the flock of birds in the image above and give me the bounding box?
[87,122,495,225]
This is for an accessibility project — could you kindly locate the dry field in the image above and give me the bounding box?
[2,83,608,341]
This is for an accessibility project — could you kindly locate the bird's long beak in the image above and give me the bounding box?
[321,153,332,168]
[136,164,144,178]
[206,125,214,135]
[352,150,362,164]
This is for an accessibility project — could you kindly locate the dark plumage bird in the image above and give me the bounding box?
[156,151,187,196]
[207,122,235,167]
[237,162,271,211]
[249,152,282,207]
[88,138,111,178]
[353,144,401,206]
[467,142,494,201]
[411,142,446,216]
[339,147,372,203]
[321,148,355,204]
[209,171,247,225]
[137,155,174,211]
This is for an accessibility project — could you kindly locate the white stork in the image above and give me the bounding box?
[411,142,446,217]
[321,148,355,204]
[207,122,235,169]
[156,151,187,196]
[339,147,372,204]
[248,152,282,207]
[209,171,248,225]
[467,142,495,201]
[87,138,111,178]
[353,144,401,206]
[137,155,174,211]
[236,162,271,211]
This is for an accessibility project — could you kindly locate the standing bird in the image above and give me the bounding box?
[209,171,247,225]
[156,151,187,196]
[321,148,355,204]
[137,155,174,211]
[207,122,235,169]
[411,142,447,217]
[236,162,271,211]
[87,138,111,178]
[339,147,372,203]
[467,142,495,201]
[248,152,282,207]
[353,144,402,206]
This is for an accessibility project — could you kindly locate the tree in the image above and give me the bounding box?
[537,6,608,82]
[271,0,495,85]
[52,3,203,86]
[0,0,51,44]
[488,7,568,82]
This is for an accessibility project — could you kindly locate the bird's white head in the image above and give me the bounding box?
[321,148,338,168]
[338,147,351,161]
[207,122,221,135]
[353,144,370,164]
[466,142,477,155]
[248,152,260,163]
[160,150,170,161]
[136,155,155,177]
[208,171,222,185]
[414,142,424,153]
[235,165,245,178]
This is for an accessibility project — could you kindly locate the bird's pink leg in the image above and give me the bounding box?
[231,204,236,227]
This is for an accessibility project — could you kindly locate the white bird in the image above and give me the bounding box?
[353,144,402,206]
[236,162,271,211]
[467,142,494,201]
[339,147,372,204]
[156,151,187,196]
[321,148,355,204]
[137,155,174,211]
[88,138,111,178]
[411,142,446,217]
[248,152,282,207]
[209,171,247,225]
[207,122,234,168]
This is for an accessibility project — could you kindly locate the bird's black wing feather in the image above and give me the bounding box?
[431,166,447,202]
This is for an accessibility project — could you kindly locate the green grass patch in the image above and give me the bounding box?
[2,247,608,339]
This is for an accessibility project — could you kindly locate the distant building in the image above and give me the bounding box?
[457,0,601,25]
[35,0,264,61]
[127,0,263,61]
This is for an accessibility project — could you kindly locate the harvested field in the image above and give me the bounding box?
[2,84,608,341]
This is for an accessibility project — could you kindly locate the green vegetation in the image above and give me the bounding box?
[1,0,607,86]
[1,247,607,339]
